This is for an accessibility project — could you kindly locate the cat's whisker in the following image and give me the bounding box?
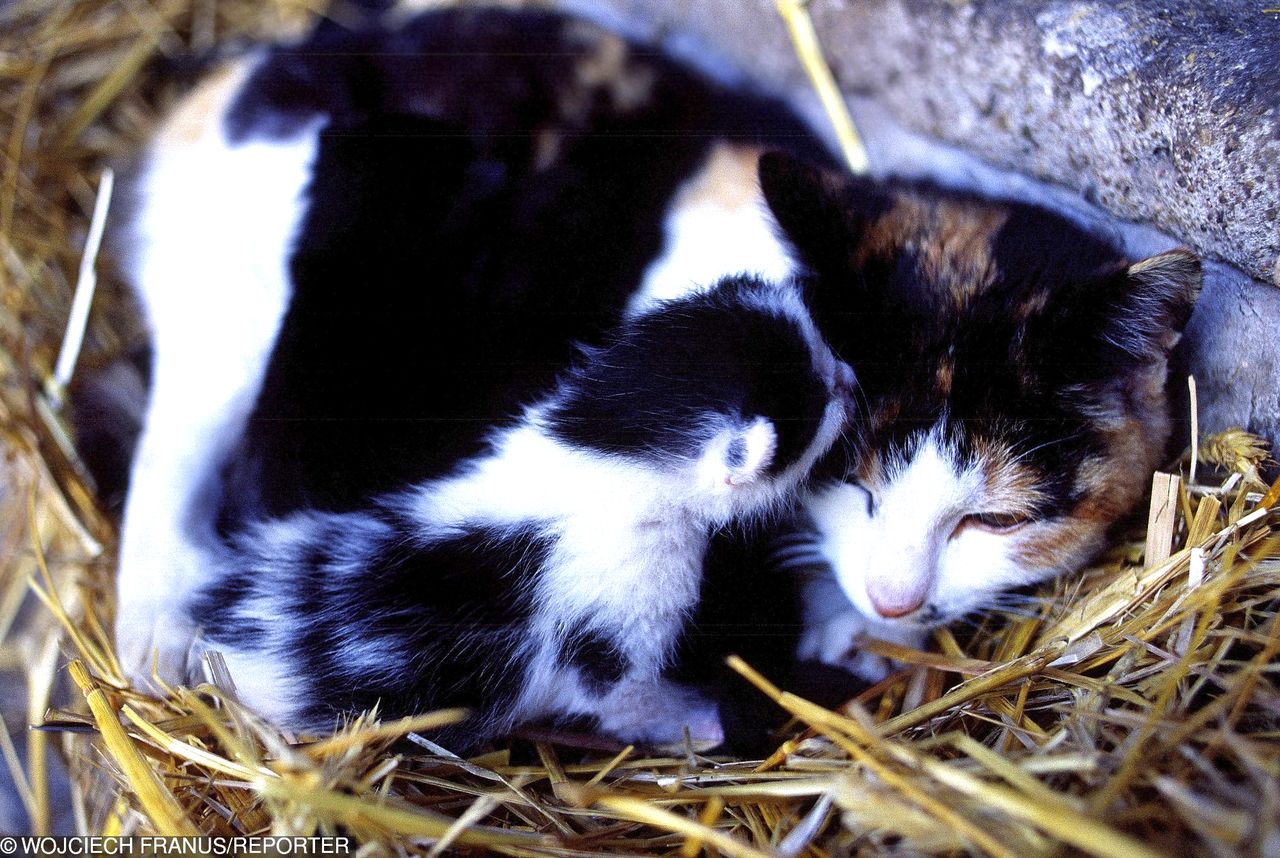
[770,532,822,548]
[773,560,832,577]
[987,591,1045,607]
[992,606,1042,620]
[1006,430,1088,464]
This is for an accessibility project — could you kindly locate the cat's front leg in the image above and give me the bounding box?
[115,431,223,688]
[795,567,927,683]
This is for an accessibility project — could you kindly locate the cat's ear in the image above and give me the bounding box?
[1100,249,1202,362]
[758,152,889,274]
[1035,248,1201,407]
[697,416,778,492]
[1056,249,1202,419]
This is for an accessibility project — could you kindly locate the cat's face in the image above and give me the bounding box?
[760,154,1201,630]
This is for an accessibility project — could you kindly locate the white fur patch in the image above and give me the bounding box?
[408,423,730,681]
[799,425,1090,677]
[698,417,776,490]
[115,58,321,687]
[806,430,982,624]
[627,143,796,316]
[209,648,306,726]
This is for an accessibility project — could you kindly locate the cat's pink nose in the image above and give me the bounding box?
[870,591,925,618]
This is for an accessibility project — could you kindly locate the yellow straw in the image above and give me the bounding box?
[774,0,870,174]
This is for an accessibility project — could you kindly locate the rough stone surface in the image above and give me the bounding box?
[574,0,1280,450]
[1174,262,1280,456]
[822,0,1279,288]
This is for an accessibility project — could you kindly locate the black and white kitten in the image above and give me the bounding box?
[191,277,849,748]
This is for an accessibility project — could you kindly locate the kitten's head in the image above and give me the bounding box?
[760,153,1201,630]
[543,275,853,523]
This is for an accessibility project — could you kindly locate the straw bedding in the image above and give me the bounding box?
[3,0,1279,853]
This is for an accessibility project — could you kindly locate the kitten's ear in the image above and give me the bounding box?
[1101,249,1202,361]
[758,152,887,274]
[699,417,778,491]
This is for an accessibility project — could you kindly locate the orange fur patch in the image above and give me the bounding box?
[1013,415,1160,569]
[869,398,903,433]
[533,127,562,171]
[856,195,1008,306]
[1014,288,1052,321]
[975,439,1048,515]
[563,25,655,118]
[935,359,955,396]
[155,61,252,148]
[672,144,766,212]
[1011,517,1107,572]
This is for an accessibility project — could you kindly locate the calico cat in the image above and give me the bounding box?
[753,154,1201,681]
[190,276,850,748]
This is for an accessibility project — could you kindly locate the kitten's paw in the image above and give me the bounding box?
[797,609,887,682]
[796,610,926,684]
[115,527,218,690]
[596,680,724,750]
[115,605,198,691]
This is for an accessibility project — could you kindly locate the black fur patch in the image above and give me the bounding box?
[559,627,627,692]
[674,520,865,755]
[197,517,555,750]
[192,570,268,648]
[67,344,151,515]
[295,522,552,737]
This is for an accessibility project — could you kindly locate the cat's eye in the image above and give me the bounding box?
[957,511,1033,535]
[850,482,876,516]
